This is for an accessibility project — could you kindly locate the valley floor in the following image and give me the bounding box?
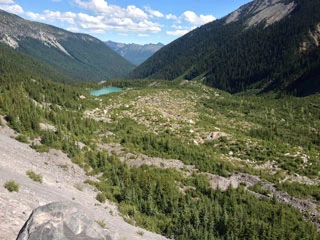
[1,80,319,239]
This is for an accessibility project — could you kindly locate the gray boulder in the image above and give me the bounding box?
[16,202,112,240]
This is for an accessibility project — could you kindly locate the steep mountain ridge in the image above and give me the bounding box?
[105,41,164,65]
[130,0,320,96]
[0,10,135,82]
[225,0,296,27]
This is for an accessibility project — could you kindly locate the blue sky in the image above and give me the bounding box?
[0,0,252,44]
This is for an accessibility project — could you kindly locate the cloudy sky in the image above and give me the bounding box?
[0,0,251,44]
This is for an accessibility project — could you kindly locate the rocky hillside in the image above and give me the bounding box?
[0,119,167,240]
[0,10,135,82]
[106,41,164,65]
[130,0,320,96]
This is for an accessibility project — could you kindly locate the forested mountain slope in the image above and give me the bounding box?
[0,10,135,82]
[130,0,320,96]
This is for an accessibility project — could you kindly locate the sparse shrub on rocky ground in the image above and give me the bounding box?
[15,134,29,143]
[26,170,43,183]
[4,180,19,192]
[95,219,106,228]
[96,192,106,203]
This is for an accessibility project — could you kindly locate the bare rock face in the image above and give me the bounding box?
[16,202,112,240]
[225,0,296,27]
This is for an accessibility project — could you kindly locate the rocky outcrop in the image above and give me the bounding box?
[225,0,296,28]
[310,23,320,47]
[16,202,112,240]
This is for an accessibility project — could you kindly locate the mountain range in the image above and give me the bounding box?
[105,41,164,66]
[130,0,320,96]
[0,9,135,82]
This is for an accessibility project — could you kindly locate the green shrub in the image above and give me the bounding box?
[15,134,29,143]
[26,170,43,183]
[137,230,144,236]
[30,143,49,153]
[4,180,19,192]
[96,192,106,203]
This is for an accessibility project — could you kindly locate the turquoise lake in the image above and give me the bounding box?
[90,87,123,96]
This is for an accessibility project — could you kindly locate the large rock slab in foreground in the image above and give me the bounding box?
[16,201,112,240]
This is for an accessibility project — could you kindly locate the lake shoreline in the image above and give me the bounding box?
[90,87,123,96]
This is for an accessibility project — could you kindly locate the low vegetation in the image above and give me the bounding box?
[15,134,29,143]
[4,180,19,192]
[26,170,43,184]
[95,219,106,229]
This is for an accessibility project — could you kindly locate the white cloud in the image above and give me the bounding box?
[0,0,14,3]
[0,0,23,14]
[166,25,197,37]
[71,1,161,34]
[145,6,163,18]
[26,12,46,21]
[181,11,215,25]
[88,29,105,33]
[25,6,162,35]
[137,20,161,33]
[166,14,177,20]
[74,0,108,13]
[4,0,216,43]
[138,33,149,37]
[171,24,184,30]
[26,10,76,24]
[165,10,215,38]
[166,29,189,37]
[45,10,76,24]
[182,11,197,23]
[126,5,147,20]
[164,9,214,38]
[66,26,80,32]
[77,13,106,29]
[74,0,148,21]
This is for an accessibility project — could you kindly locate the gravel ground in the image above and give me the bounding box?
[0,120,168,240]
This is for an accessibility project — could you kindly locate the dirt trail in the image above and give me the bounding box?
[0,123,168,240]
